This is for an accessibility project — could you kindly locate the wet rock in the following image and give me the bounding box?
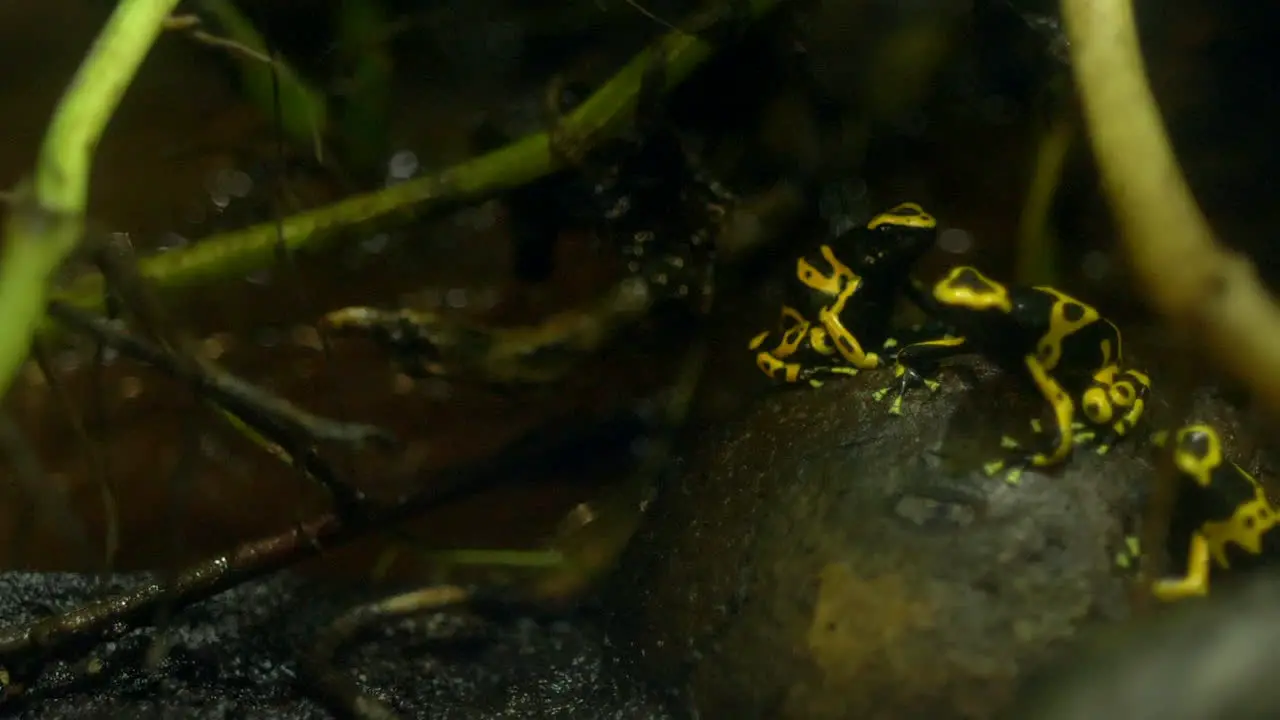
[1007,573,1280,720]
[604,353,1249,720]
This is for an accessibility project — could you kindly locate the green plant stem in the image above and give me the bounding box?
[53,0,781,319]
[1062,0,1280,415]
[0,0,181,401]
[1015,112,1073,286]
[336,0,393,171]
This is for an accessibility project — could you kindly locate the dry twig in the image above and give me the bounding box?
[162,13,273,64]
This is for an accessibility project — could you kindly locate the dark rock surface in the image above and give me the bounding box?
[605,347,1257,720]
[0,572,673,720]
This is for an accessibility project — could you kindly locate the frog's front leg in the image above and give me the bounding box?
[811,269,884,372]
[871,334,968,415]
[1152,533,1212,601]
[818,306,883,371]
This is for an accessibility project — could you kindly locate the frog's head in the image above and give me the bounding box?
[855,202,938,270]
[1172,423,1225,487]
[931,266,1013,316]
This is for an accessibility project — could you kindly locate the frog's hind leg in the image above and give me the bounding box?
[986,354,1076,483]
[750,311,858,387]
[749,307,811,384]
[750,344,858,388]
[1086,367,1153,455]
[750,340,807,385]
[1152,533,1212,601]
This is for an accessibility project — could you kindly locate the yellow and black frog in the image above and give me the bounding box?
[747,202,938,387]
[1152,423,1280,601]
[878,266,1151,481]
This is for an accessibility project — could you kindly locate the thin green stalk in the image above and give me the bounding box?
[52,0,782,320]
[0,0,181,401]
[336,0,394,171]
[1015,113,1073,286]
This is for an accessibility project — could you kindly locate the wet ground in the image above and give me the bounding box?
[4,1,1280,717]
[0,572,672,719]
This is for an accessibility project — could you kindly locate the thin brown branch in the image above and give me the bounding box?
[30,341,118,572]
[0,509,346,686]
[46,302,392,450]
[0,401,653,696]
[300,339,710,719]
[45,301,389,509]
[0,414,95,569]
[163,13,273,64]
[304,585,475,720]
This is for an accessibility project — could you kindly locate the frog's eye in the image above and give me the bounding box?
[1082,387,1113,424]
[1176,427,1218,464]
[1173,427,1221,485]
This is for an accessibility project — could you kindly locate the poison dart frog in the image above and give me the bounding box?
[747,202,938,387]
[1152,423,1280,601]
[877,266,1151,482]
